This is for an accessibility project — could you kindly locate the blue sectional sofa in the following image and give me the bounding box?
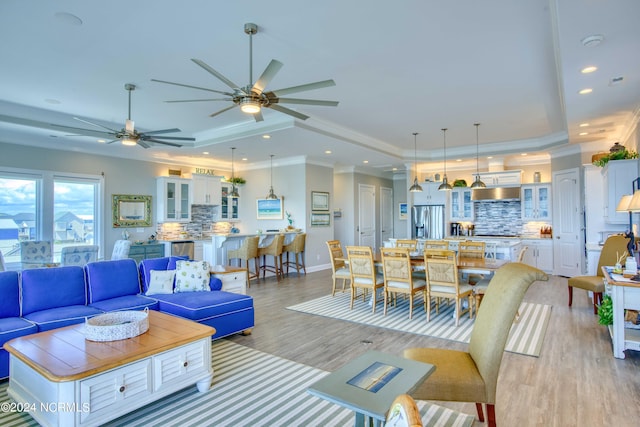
[0,257,254,379]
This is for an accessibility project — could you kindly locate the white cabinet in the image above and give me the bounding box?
[477,170,522,187]
[220,183,240,220]
[412,182,446,205]
[157,177,192,222]
[602,159,638,224]
[212,266,248,294]
[192,175,222,205]
[450,188,474,220]
[521,239,553,273]
[153,340,209,393]
[521,184,551,221]
[194,241,204,260]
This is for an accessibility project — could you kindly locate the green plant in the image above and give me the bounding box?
[225,176,246,185]
[598,294,613,325]
[592,149,638,167]
[453,179,467,187]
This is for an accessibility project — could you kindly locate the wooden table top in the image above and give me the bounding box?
[3,311,216,382]
[338,255,508,272]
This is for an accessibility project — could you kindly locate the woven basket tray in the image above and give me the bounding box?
[84,308,149,342]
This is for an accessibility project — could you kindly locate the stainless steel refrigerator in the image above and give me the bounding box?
[412,205,445,239]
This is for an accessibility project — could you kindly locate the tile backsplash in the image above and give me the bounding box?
[156,204,217,240]
[473,201,523,235]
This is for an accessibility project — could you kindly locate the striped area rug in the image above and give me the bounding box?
[288,293,552,357]
[0,340,474,427]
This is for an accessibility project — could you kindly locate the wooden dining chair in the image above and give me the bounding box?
[380,247,426,319]
[386,394,423,427]
[346,246,384,313]
[395,239,418,251]
[458,241,487,284]
[423,249,474,326]
[423,240,449,250]
[327,240,351,296]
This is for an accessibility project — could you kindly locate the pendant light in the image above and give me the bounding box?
[438,128,453,191]
[265,154,278,199]
[409,132,423,192]
[470,123,486,189]
[230,147,240,198]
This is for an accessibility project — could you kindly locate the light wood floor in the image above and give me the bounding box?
[229,268,640,427]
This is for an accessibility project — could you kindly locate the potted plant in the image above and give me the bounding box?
[598,294,613,326]
[225,176,246,185]
[592,148,638,167]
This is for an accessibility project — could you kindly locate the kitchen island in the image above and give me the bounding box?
[203,231,301,267]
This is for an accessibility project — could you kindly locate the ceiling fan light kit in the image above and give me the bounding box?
[153,23,338,122]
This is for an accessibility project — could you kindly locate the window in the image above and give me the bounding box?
[0,168,103,269]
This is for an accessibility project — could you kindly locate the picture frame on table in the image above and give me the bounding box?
[256,197,284,220]
[311,212,331,227]
[311,191,330,211]
[399,203,408,220]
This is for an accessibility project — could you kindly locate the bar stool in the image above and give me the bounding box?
[282,233,306,276]
[227,236,260,286]
[258,234,285,281]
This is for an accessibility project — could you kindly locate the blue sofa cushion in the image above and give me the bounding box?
[89,295,158,312]
[21,266,88,316]
[153,291,253,322]
[0,317,38,346]
[86,259,141,303]
[0,271,21,318]
[23,305,103,332]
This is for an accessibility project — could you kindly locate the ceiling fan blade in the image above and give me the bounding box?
[151,79,234,96]
[145,138,183,148]
[209,104,237,118]
[191,59,241,91]
[105,139,119,144]
[73,117,119,133]
[142,128,182,135]
[252,59,283,95]
[143,135,196,141]
[268,104,309,120]
[137,140,151,149]
[49,124,115,139]
[253,110,264,122]
[274,98,339,107]
[165,98,233,103]
[269,79,336,97]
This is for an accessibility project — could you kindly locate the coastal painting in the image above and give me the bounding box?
[256,197,284,220]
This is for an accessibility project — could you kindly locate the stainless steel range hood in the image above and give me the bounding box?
[471,187,521,201]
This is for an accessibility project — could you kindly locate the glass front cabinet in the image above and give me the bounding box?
[157,177,192,222]
[220,183,239,220]
[450,188,474,221]
[521,184,551,221]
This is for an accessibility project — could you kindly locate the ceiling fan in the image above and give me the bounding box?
[151,22,339,122]
[53,83,196,148]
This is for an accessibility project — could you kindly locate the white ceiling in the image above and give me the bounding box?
[0,0,638,176]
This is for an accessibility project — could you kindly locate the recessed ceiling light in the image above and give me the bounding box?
[579,132,589,136]
[581,66,597,74]
[242,157,248,161]
[202,151,209,155]
[578,88,593,95]
[97,139,106,143]
[456,159,462,162]
[363,160,369,164]
[487,156,493,159]
[579,123,590,127]
[325,150,332,154]
[262,134,271,139]
[521,153,527,156]
[392,167,398,171]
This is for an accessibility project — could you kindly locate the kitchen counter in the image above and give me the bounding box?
[205,231,301,267]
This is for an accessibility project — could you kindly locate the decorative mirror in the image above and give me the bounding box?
[112,194,152,228]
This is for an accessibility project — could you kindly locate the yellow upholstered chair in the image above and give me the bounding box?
[404,263,548,427]
[423,249,474,326]
[568,234,629,314]
[327,240,351,296]
[385,394,423,427]
[258,234,285,281]
[380,247,426,319]
[282,233,306,275]
[395,239,418,251]
[346,246,384,313]
[227,236,260,285]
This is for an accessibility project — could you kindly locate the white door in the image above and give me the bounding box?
[380,187,393,243]
[358,184,376,249]
[553,168,582,277]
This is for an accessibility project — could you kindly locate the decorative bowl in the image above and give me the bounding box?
[84,308,149,342]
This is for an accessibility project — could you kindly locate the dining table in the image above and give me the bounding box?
[337,254,508,275]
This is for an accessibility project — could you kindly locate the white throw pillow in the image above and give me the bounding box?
[146,270,176,295]
[174,260,210,293]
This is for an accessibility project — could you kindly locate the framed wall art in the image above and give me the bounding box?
[310,212,331,227]
[311,191,330,211]
[399,202,408,220]
[256,197,284,220]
